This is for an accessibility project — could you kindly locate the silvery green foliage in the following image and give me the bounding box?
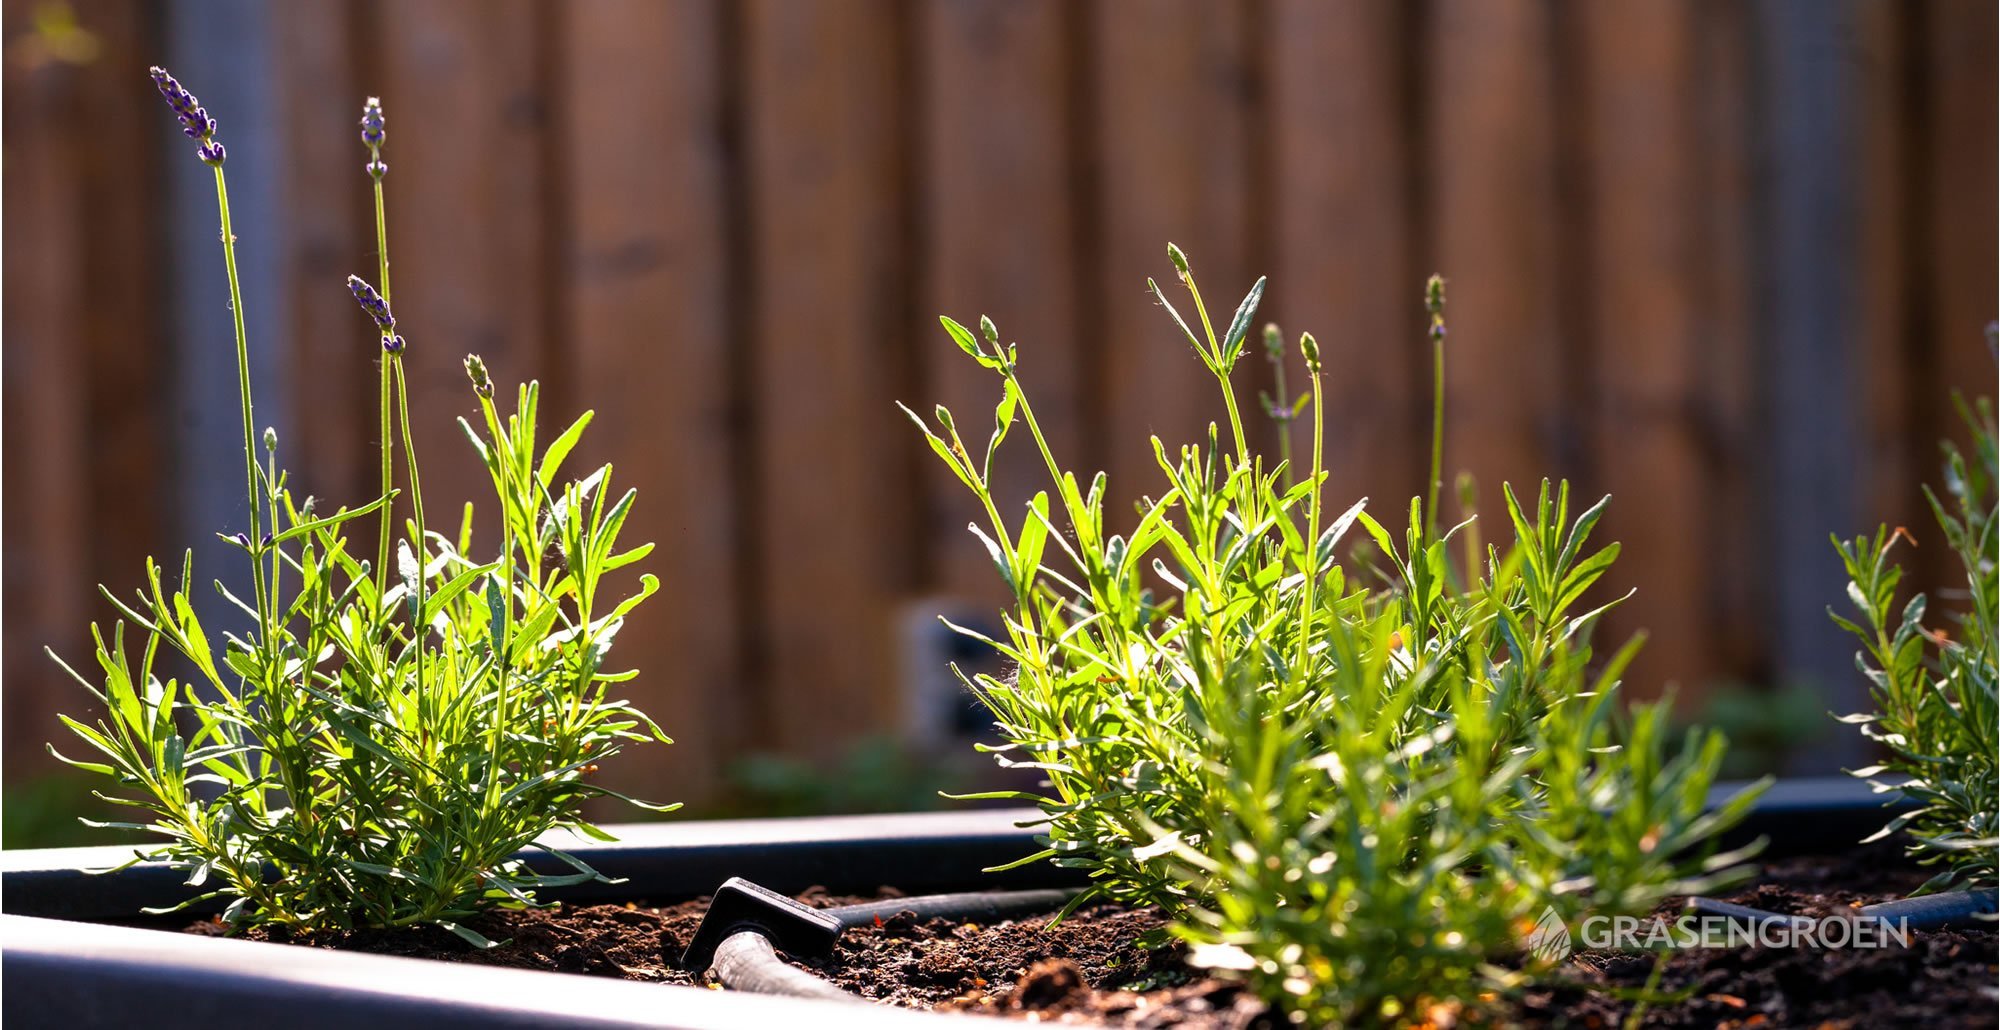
[1834,387,1998,894]
[909,248,1759,1025]
[47,69,670,945]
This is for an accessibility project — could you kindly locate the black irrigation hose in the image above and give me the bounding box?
[825,888,1081,931]
[703,886,1082,1001]
[1690,887,1998,932]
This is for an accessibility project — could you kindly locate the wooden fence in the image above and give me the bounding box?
[5,0,1994,805]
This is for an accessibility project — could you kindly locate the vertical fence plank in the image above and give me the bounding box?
[743,0,912,762]
[376,0,550,544]
[1427,0,1567,510]
[1266,0,1420,517]
[919,0,1080,613]
[1924,0,1998,415]
[2,14,95,775]
[1755,0,1864,730]
[1853,0,1920,555]
[561,0,736,802]
[1690,0,1770,700]
[1575,0,1712,702]
[5,1,1997,791]
[75,2,170,650]
[1089,0,1257,515]
[276,1,372,510]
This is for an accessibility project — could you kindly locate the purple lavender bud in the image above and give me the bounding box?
[198,139,226,166]
[233,532,251,549]
[464,354,493,397]
[148,66,217,141]
[382,333,406,354]
[360,97,386,149]
[366,157,387,180]
[346,275,396,332]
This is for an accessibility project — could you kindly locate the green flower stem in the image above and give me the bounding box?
[1425,333,1445,542]
[212,166,269,627]
[1299,365,1325,676]
[1182,274,1250,470]
[374,177,395,604]
[474,393,514,809]
[391,355,429,725]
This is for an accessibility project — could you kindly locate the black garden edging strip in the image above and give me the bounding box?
[0,778,1915,1030]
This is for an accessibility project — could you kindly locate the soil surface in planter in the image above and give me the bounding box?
[192,845,1996,1027]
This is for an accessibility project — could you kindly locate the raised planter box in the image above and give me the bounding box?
[0,778,1904,1028]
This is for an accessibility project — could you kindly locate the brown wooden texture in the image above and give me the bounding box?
[1089,0,1258,522]
[559,0,738,802]
[741,0,913,763]
[4,2,1995,794]
[918,0,1081,611]
[1923,0,1999,451]
[1688,0,1766,686]
[1575,0,1710,699]
[1854,0,1921,555]
[276,0,372,510]
[3,2,104,764]
[375,0,552,551]
[1266,0,1420,523]
[1429,0,1568,510]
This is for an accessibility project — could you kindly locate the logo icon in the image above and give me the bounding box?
[1526,906,1573,964]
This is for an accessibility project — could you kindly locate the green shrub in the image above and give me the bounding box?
[1832,382,1997,893]
[46,70,670,944]
[908,246,1759,1024]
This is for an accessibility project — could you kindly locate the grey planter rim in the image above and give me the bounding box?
[0,777,1907,1029]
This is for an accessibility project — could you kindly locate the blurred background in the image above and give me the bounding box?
[4,0,1994,845]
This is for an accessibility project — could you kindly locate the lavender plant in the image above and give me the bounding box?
[908,247,1760,1024]
[45,70,670,944]
[1832,372,1997,893]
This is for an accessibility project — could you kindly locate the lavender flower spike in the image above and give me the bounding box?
[360,97,386,149]
[346,274,396,333]
[148,66,216,141]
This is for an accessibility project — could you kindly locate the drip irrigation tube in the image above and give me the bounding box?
[1689,887,1998,932]
[693,884,1081,1001]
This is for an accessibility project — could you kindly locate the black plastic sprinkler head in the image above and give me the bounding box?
[680,877,841,972]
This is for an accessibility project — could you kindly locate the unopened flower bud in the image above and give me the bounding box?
[1299,331,1321,373]
[366,158,387,180]
[360,97,386,150]
[1424,274,1446,316]
[1262,322,1283,357]
[464,354,493,396]
[263,427,277,452]
[197,139,226,166]
[382,333,406,354]
[979,315,998,345]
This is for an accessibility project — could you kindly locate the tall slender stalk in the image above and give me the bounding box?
[373,184,394,601]
[1297,332,1325,676]
[363,98,395,604]
[211,168,269,628]
[392,354,430,718]
[1423,276,1448,541]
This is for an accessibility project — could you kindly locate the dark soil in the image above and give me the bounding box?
[187,848,1997,1028]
